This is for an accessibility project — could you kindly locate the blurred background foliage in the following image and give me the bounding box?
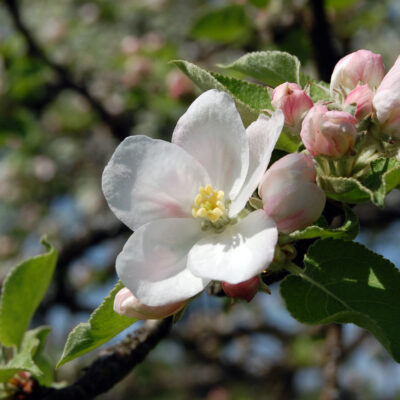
[1,0,400,399]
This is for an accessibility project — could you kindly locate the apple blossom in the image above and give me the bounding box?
[102,90,284,307]
[330,49,385,96]
[114,287,186,319]
[271,82,313,133]
[344,84,374,120]
[373,56,400,138]
[222,277,260,302]
[258,153,326,233]
[300,104,358,158]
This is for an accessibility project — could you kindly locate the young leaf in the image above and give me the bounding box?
[0,326,51,383]
[171,59,272,126]
[0,239,57,347]
[218,51,301,87]
[281,239,400,363]
[285,205,359,242]
[57,281,136,367]
[318,157,400,207]
[308,80,331,102]
[190,5,251,44]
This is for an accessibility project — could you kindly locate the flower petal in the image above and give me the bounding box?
[172,89,249,200]
[116,218,209,306]
[188,210,278,284]
[229,111,284,217]
[102,135,210,230]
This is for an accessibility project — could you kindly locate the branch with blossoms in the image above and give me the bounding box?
[1,46,400,400]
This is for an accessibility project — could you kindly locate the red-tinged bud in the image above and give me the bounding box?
[373,56,400,139]
[271,82,313,134]
[114,287,186,320]
[344,84,374,120]
[330,49,385,96]
[300,105,358,158]
[258,153,326,233]
[222,276,260,302]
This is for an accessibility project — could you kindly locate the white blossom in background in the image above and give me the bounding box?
[103,90,284,307]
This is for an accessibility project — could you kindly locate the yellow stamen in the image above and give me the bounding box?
[191,184,225,223]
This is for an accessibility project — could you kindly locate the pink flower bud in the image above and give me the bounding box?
[373,56,400,138]
[300,105,358,157]
[222,276,260,302]
[114,287,186,320]
[330,50,385,96]
[258,153,326,233]
[344,84,374,120]
[271,82,313,133]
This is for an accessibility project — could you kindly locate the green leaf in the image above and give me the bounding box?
[190,5,251,44]
[317,158,400,207]
[0,239,57,347]
[286,205,359,242]
[0,326,51,382]
[57,281,136,367]
[281,239,400,362]
[308,80,331,102]
[171,59,271,126]
[218,51,301,87]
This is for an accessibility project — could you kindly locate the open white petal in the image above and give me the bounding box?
[116,218,209,307]
[187,210,278,284]
[102,135,210,231]
[172,89,249,200]
[229,111,284,217]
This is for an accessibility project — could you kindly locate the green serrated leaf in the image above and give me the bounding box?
[218,51,301,87]
[0,326,51,382]
[210,72,272,111]
[0,239,57,347]
[287,205,359,242]
[190,5,251,44]
[281,239,400,362]
[171,59,271,126]
[318,157,400,207]
[57,281,136,367]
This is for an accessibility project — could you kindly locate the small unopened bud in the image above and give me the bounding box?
[373,56,400,139]
[259,153,326,233]
[271,82,313,133]
[330,49,385,96]
[114,287,186,320]
[344,84,374,120]
[222,276,260,302]
[300,105,358,158]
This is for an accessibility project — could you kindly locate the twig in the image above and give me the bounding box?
[308,0,341,81]
[3,0,134,140]
[319,324,342,400]
[41,318,173,400]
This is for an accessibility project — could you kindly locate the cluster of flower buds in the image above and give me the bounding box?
[272,49,400,164]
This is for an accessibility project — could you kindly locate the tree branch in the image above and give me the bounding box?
[308,0,341,81]
[41,318,173,400]
[319,324,342,400]
[2,0,134,140]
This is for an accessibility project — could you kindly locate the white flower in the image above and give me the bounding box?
[102,90,284,306]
